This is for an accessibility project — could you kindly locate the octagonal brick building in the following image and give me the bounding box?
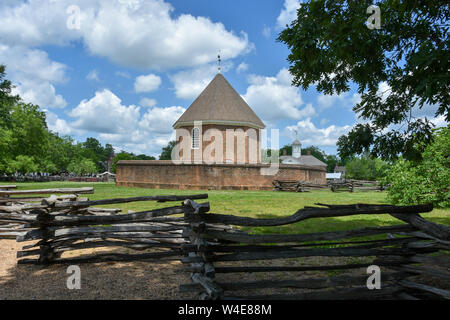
[173,73,265,164]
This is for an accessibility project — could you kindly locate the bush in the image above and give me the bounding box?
[383,127,449,207]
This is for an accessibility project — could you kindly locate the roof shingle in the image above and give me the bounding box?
[173,73,265,129]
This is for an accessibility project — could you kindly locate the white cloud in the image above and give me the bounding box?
[86,69,100,82]
[70,89,141,134]
[242,68,311,122]
[139,106,185,134]
[170,62,232,100]
[139,97,157,108]
[262,26,271,38]
[236,62,249,73]
[0,45,68,108]
[0,0,252,70]
[115,71,131,78]
[285,118,352,147]
[45,110,72,135]
[69,89,185,155]
[12,80,67,109]
[134,74,162,93]
[277,0,301,28]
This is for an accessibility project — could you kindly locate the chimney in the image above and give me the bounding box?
[307,150,311,155]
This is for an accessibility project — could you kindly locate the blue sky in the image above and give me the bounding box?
[0,0,445,157]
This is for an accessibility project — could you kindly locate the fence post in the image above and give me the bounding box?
[182,199,222,300]
[34,209,57,264]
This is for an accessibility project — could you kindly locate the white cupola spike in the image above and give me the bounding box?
[218,53,222,73]
[292,130,301,158]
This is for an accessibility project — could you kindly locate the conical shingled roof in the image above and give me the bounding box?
[173,73,265,129]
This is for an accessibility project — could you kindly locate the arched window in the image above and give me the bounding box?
[192,127,200,149]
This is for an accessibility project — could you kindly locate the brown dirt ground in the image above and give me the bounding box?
[1,239,448,299]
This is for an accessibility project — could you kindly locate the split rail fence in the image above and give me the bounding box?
[273,180,328,192]
[0,189,210,264]
[180,200,450,300]
[330,180,385,192]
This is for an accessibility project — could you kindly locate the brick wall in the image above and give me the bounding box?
[175,124,261,164]
[116,160,326,190]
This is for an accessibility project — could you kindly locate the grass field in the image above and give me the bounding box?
[3,181,449,237]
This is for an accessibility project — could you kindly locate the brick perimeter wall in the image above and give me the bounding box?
[116,161,326,191]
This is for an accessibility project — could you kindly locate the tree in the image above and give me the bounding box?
[278,1,449,161]
[10,103,49,171]
[325,155,339,173]
[345,154,388,181]
[67,158,97,175]
[10,155,38,174]
[383,126,449,207]
[301,146,327,163]
[111,151,135,173]
[159,141,176,160]
[0,65,20,129]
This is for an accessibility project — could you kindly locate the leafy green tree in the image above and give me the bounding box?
[278,1,449,161]
[111,151,135,173]
[279,145,292,157]
[10,155,38,174]
[346,154,388,181]
[67,158,97,175]
[159,141,176,160]
[383,127,449,207]
[135,154,156,160]
[0,65,20,129]
[301,146,327,163]
[325,155,339,173]
[9,103,49,171]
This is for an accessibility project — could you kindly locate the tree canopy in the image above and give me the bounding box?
[278,0,449,161]
[383,126,449,207]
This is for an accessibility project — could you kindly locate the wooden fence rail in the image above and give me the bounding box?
[180,200,450,300]
[0,192,208,264]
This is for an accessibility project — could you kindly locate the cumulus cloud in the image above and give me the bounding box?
[277,0,301,28]
[86,69,100,82]
[170,62,232,100]
[285,118,352,147]
[242,68,312,122]
[134,74,162,93]
[68,89,185,155]
[139,98,157,108]
[0,45,68,108]
[70,89,141,134]
[0,0,252,70]
[236,62,249,73]
[45,110,72,135]
[139,106,185,134]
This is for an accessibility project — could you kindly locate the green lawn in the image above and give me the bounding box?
[2,181,449,237]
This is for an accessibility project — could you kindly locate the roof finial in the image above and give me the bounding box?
[217,51,221,74]
[294,129,298,139]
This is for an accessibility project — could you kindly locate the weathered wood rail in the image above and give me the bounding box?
[0,192,209,264]
[180,201,450,300]
[330,180,385,192]
[273,180,328,192]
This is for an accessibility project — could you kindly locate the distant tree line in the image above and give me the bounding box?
[0,65,155,175]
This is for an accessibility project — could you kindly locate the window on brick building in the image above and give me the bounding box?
[192,127,200,149]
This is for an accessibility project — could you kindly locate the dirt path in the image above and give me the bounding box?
[0,240,193,300]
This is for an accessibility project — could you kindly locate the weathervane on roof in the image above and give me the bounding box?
[218,51,222,73]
